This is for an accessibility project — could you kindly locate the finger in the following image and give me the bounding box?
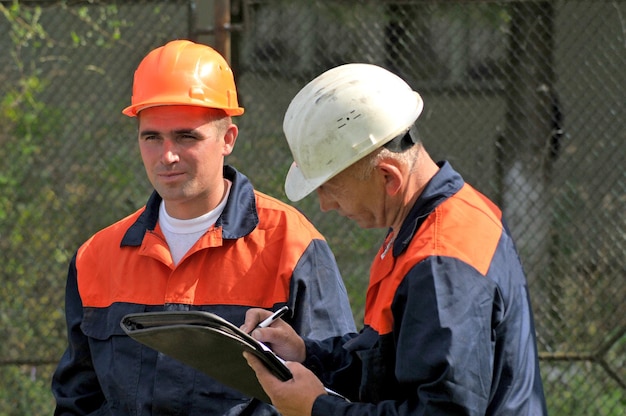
[243,351,260,370]
[240,308,274,333]
[244,352,280,388]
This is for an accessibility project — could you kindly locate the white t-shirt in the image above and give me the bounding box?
[159,180,232,265]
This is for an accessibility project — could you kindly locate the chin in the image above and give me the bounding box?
[355,219,380,229]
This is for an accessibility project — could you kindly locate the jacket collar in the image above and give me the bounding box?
[392,161,464,257]
[121,165,259,247]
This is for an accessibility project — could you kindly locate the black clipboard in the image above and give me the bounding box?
[120,311,292,403]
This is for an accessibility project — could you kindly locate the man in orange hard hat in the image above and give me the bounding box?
[51,40,356,416]
[242,63,548,415]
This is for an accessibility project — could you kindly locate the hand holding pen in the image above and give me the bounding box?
[244,305,349,401]
[243,305,304,362]
[255,306,290,330]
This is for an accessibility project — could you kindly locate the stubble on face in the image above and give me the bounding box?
[137,106,232,219]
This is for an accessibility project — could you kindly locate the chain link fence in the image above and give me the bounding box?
[1,0,624,414]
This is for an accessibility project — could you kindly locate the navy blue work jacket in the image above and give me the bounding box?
[305,162,548,416]
[52,165,356,415]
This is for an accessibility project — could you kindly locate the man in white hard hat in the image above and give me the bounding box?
[242,63,548,416]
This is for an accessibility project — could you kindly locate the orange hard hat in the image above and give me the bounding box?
[122,40,244,117]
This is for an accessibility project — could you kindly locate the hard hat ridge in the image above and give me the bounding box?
[122,39,244,117]
[283,63,423,201]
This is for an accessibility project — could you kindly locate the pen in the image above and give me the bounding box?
[255,306,289,330]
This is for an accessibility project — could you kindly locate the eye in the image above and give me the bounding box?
[177,132,199,142]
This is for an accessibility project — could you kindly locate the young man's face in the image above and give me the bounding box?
[137,105,237,219]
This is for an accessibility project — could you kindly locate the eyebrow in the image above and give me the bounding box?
[139,128,198,137]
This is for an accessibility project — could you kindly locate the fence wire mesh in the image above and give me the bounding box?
[0,0,624,414]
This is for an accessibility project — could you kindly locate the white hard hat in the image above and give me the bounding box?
[283,63,424,201]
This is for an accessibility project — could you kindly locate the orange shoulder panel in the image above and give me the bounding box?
[365,184,503,334]
[77,194,322,309]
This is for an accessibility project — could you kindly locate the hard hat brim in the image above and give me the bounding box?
[122,97,245,117]
[284,162,330,202]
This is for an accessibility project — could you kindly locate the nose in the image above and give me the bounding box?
[316,188,339,212]
[161,140,180,165]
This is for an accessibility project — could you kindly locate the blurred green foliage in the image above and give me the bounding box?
[0,2,128,414]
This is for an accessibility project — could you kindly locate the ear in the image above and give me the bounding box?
[222,124,238,156]
[376,160,403,196]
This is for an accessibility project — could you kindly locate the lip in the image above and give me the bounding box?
[157,171,185,182]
